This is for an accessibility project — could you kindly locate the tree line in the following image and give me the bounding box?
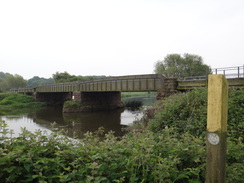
[1,53,211,91]
[0,71,106,91]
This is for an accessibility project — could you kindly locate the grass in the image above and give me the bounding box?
[0,93,45,115]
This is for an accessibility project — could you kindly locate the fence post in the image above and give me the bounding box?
[206,75,228,183]
[243,65,244,78]
[237,67,240,78]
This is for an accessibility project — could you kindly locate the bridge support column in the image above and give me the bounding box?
[63,91,124,112]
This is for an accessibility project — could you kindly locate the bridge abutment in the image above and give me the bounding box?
[156,77,178,100]
[63,91,124,112]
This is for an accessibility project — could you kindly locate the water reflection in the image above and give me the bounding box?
[32,107,131,138]
[1,96,155,139]
[1,106,142,138]
[1,115,52,138]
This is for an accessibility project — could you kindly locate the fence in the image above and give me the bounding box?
[182,65,244,81]
[213,65,244,78]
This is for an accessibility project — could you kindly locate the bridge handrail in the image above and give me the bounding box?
[213,65,244,78]
[180,65,244,81]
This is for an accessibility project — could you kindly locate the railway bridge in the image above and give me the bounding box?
[13,74,177,111]
[11,66,244,112]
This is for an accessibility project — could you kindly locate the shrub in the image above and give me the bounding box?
[124,100,143,109]
[146,88,244,182]
[148,88,208,137]
[148,88,244,139]
[0,123,206,183]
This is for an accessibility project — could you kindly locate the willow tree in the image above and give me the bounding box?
[154,53,212,78]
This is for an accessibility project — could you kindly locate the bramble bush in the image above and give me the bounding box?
[0,123,206,183]
[148,88,244,139]
[147,88,244,182]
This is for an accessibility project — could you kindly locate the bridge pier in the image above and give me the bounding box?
[63,91,124,112]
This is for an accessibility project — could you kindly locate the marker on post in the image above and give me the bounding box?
[206,74,228,183]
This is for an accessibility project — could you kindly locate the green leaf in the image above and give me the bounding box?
[24,164,31,172]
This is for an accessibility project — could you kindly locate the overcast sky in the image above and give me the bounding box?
[0,0,243,79]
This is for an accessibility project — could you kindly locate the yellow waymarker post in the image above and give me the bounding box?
[206,75,228,183]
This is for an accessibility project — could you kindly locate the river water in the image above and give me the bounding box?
[1,96,156,138]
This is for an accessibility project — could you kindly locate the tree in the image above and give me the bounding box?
[52,71,106,83]
[154,53,212,78]
[52,72,79,83]
[6,74,27,89]
[27,76,54,88]
[0,72,27,90]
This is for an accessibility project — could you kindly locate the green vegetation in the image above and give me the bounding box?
[147,88,244,140]
[53,71,106,83]
[0,88,243,182]
[154,53,212,78]
[27,76,54,88]
[63,100,81,107]
[0,72,27,91]
[0,93,45,115]
[123,100,143,109]
[121,92,155,98]
[0,70,106,91]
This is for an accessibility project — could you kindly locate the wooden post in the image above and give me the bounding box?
[206,75,228,183]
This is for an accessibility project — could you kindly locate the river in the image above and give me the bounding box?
[1,96,156,138]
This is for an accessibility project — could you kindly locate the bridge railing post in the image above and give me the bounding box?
[237,66,240,78]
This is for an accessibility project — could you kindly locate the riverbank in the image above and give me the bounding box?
[0,88,243,182]
[0,93,45,115]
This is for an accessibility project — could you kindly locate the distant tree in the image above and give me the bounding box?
[27,76,54,88]
[0,72,7,79]
[5,74,27,89]
[154,53,212,78]
[52,72,106,83]
[0,72,27,90]
[52,72,78,83]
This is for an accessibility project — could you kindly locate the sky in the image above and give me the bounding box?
[0,0,243,79]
